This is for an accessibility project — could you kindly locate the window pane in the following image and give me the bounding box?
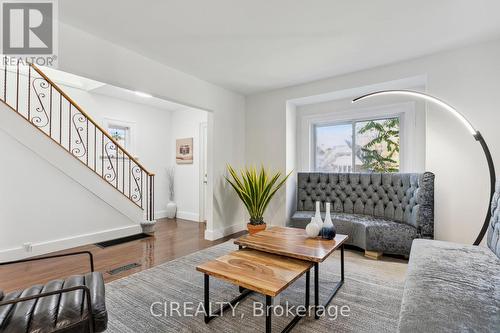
[355,118,399,172]
[109,127,127,149]
[315,124,353,172]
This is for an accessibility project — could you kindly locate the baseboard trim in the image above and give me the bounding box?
[0,224,142,261]
[154,210,201,222]
[205,222,246,241]
[155,210,168,219]
[177,211,200,222]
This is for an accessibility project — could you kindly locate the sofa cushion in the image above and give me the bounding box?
[398,239,500,333]
[291,211,417,255]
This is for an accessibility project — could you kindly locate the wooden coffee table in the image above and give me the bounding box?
[196,248,313,332]
[235,227,348,319]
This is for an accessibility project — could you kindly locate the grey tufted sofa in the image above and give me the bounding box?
[290,172,435,256]
[397,181,500,332]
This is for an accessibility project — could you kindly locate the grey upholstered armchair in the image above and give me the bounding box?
[0,252,108,332]
[290,172,435,257]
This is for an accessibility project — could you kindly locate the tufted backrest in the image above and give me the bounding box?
[297,172,435,235]
[487,181,500,258]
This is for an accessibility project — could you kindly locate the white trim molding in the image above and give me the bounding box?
[204,222,246,241]
[177,211,200,222]
[0,224,141,261]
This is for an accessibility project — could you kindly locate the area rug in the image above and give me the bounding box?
[105,241,407,332]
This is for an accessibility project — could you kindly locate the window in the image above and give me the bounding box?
[103,118,136,155]
[314,116,400,173]
[108,126,128,149]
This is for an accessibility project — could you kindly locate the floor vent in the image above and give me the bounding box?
[95,233,151,248]
[107,263,141,275]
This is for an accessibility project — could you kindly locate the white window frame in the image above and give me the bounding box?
[103,117,136,155]
[300,102,418,172]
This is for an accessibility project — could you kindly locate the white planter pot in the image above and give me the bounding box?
[166,202,177,219]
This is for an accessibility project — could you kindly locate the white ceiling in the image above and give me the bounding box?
[41,66,188,111]
[59,0,500,95]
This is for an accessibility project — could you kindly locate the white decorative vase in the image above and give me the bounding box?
[166,201,177,219]
[305,217,321,238]
[313,201,324,230]
[321,202,336,240]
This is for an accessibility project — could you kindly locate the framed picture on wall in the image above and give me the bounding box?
[176,137,193,164]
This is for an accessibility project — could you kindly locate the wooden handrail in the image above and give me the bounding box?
[29,63,154,176]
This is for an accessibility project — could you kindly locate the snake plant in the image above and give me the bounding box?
[225,165,291,225]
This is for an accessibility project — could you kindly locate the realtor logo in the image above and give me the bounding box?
[1,0,58,66]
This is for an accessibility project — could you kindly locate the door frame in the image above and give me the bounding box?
[199,121,208,222]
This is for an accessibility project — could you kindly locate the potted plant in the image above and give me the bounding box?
[166,166,177,218]
[225,165,291,234]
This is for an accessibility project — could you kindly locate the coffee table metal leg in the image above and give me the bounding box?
[204,274,210,324]
[205,270,312,332]
[266,295,272,333]
[314,263,319,319]
[204,274,253,324]
[315,244,346,320]
[238,246,245,293]
[281,269,310,333]
[305,269,310,309]
[341,244,344,281]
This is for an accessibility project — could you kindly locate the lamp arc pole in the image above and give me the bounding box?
[352,90,495,245]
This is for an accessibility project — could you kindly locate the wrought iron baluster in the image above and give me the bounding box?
[94,125,97,171]
[146,171,149,220]
[59,94,62,144]
[49,86,52,136]
[101,134,104,177]
[68,102,71,152]
[116,147,119,189]
[152,175,155,220]
[86,118,89,165]
[3,56,6,102]
[16,59,19,111]
[122,149,125,193]
[27,66,31,121]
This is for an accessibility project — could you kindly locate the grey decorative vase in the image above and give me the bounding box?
[321,202,336,240]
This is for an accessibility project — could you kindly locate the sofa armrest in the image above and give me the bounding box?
[410,172,435,238]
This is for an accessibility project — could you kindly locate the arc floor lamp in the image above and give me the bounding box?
[352,90,495,245]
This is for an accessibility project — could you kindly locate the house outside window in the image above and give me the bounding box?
[314,116,400,173]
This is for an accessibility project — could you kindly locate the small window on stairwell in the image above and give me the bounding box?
[109,126,128,149]
[103,118,136,157]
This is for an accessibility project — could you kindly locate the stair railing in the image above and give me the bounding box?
[0,57,155,221]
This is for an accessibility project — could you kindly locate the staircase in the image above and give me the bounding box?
[0,57,155,222]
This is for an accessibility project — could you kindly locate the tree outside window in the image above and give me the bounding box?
[314,116,400,173]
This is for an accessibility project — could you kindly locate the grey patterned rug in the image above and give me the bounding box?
[106,241,407,332]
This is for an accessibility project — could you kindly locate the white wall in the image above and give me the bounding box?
[170,108,208,221]
[58,23,246,239]
[246,38,500,245]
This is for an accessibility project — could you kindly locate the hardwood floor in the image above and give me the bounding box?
[0,218,246,293]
